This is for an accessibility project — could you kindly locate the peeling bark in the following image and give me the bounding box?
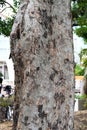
[10,0,75,130]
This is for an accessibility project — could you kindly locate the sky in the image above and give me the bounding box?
[0,35,10,60]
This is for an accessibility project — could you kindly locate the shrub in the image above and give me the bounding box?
[0,96,14,107]
[75,94,87,109]
[75,94,87,99]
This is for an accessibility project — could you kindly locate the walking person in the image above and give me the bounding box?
[4,85,12,96]
[0,77,3,94]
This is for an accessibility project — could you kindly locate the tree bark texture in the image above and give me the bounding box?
[10,0,75,130]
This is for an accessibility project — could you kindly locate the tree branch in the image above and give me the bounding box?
[2,0,17,13]
[0,6,11,13]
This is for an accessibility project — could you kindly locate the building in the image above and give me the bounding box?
[0,35,14,87]
[75,76,84,94]
[0,61,9,79]
[0,60,14,87]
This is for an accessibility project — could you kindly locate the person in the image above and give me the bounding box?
[6,105,13,120]
[4,85,12,95]
[0,77,3,93]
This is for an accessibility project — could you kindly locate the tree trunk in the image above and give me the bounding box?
[10,0,75,130]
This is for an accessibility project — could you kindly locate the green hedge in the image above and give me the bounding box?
[0,96,14,107]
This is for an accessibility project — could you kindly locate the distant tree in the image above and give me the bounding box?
[72,0,87,42]
[75,64,85,76]
[78,48,87,94]
[79,48,87,67]
[0,0,20,36]
[72,0,87,94]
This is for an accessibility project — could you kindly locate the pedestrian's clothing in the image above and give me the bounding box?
[0,78,3,93]
[0,84,2,93]
[4,85,11,95]
[0,78,3,84]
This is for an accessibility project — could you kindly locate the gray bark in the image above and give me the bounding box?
[10,0,75,130]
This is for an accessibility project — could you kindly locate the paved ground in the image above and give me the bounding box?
[0,121,13,130]
[0,110,87,130]
[74,110,87,130]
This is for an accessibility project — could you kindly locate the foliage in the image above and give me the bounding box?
[0,96,14,107]
[0,0,20,36]
[0,0,20,13]
[75,64,85,76]
[79,48,87,60]
[72,1,87,75]
[82,58,87,68]
[79,48,87,68]
[75,27,87,43]
[83,98,87,109]
[75,94,87,109]
[75,94,87,99]
[72,0,87,42]
[0,17,15,36]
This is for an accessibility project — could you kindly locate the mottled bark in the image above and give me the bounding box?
[10,0,75,130]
